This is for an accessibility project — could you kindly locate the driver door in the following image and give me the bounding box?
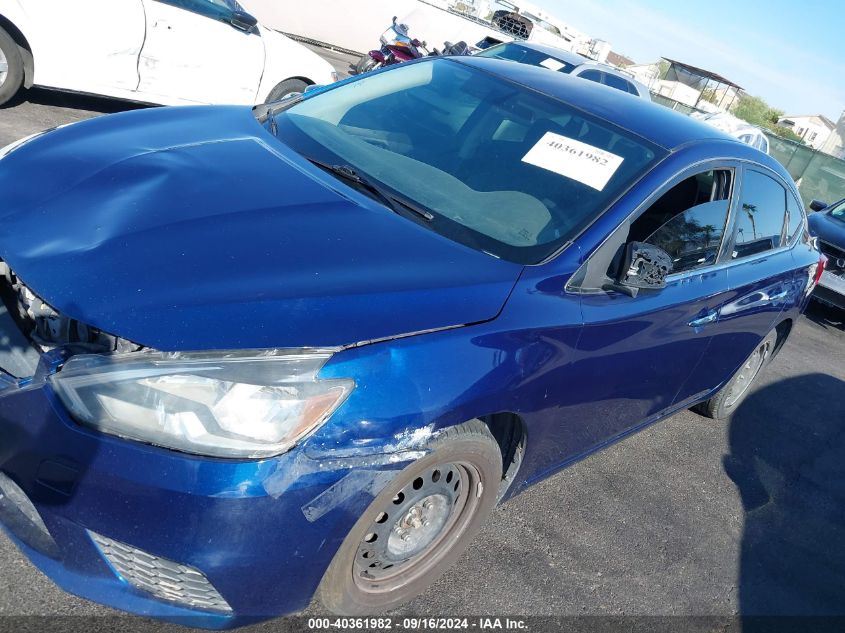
[137,0,265,104]
[565,166,737,448]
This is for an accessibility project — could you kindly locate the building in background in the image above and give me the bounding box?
[243,0,592,56]
[606,51,634,69]
[778,114,835,151]
[821,111,845,159]
[241,0,510,54]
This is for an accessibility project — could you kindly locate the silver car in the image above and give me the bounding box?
[475,41,652,100]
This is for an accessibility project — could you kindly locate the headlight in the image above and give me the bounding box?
[49,349,354,458]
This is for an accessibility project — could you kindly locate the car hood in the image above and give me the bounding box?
[809,210,845,247]
[0,106,523,351]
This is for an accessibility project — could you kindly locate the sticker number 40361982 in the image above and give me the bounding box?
[522,132,625,191]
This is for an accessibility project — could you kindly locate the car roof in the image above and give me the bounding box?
[451,56,750,152]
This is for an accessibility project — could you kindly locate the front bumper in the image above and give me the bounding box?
[0,369,405,627]
[813,269,845,310]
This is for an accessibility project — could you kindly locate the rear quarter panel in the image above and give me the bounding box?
[256,27,337,103]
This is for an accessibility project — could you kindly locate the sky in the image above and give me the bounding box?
[539,0,845,121]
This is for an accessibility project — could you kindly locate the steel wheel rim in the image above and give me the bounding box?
[725,339,770,407]
[0,47,8,87]
[353,461,481,594]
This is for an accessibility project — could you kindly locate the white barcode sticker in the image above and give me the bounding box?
[522,132,624,191]
[539,57,566,71]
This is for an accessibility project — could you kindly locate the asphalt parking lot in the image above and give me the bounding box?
[1,45,844,630]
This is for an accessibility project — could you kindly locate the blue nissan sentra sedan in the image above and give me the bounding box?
[0,56,824,625]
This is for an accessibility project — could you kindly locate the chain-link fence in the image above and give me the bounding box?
[649,93,845,208]
[764,132,845,208]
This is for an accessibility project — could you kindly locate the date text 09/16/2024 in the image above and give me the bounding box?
[307,618,528,630]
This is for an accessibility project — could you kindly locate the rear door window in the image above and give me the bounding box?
[577,69,604,84]
[603,73,636,95]
[730,169,788,259]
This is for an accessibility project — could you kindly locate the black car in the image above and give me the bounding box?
[808,198,845,309]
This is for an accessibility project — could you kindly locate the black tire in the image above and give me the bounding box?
[318,419,502,615]
[265,78,309,103]
[354,55,380,75]
[0,26,24,107]
[695,329,778,420]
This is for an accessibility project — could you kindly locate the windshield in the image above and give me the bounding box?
[476,43,578,74]
[268,59,664,264]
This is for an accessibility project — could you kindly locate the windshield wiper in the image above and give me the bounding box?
[304,158,434,222]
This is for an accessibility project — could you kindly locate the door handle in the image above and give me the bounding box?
[688,310,718,328]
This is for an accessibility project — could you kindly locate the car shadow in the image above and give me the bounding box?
[1,87,149,114]
[802,300,844,331]
[724,372,845,629]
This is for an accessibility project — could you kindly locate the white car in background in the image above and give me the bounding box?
[691,111,770,154]
[0,0,338,107]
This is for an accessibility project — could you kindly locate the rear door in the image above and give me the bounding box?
[22,0,145,95]
[137,0,264,104]
[679,166,796,399]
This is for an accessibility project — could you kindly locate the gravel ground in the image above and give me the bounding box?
[1,44,844,632]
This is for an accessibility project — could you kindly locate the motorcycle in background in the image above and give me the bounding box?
[353,16,420,74]
[352,16,470,75]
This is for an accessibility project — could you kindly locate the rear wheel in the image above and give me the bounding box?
[265,78,309,103]
[696,329,778,420]
[0,26,24,106]
[318,419,502,615]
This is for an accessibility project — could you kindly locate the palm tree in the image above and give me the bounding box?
[701,223,717,246]
[742,203,758,239]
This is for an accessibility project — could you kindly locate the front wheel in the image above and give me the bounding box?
[265,78,309,103]
[318,419,502,615]
[696,329,778,420]
[0,26,24,106]
[354,54,380,75]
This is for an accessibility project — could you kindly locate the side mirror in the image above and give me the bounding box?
[604,242,673,297]
[392,15,398,24]
[230,10,258,32]
[809,199,829,212]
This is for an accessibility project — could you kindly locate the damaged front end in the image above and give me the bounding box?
[1,258,361,461]
[0,259,143,364]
